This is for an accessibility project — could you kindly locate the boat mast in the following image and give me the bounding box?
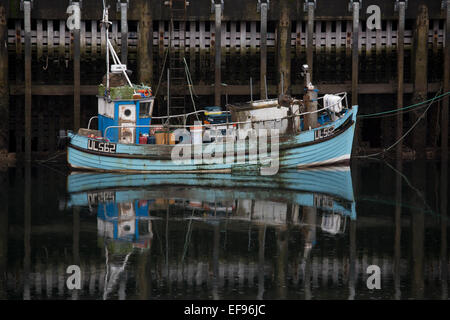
[102,1,111,92]
[101,0,135,95]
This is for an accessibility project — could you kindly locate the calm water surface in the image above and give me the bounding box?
[0,160,448,300]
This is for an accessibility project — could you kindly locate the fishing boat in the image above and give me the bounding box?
[65,6,358,175]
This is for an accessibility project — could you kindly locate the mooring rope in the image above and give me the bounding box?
[358,91,450,119]
[356,88,443,158]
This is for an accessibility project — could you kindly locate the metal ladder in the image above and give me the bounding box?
[167,0,188,121]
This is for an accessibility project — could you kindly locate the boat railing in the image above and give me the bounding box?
[102,92,348,138]
[87,116,98,130]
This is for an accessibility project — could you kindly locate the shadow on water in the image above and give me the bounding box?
[0,159,448,300]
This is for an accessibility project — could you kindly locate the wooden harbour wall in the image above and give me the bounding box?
[0,0,448,160]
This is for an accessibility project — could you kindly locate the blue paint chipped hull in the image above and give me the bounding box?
[67,106,358,173]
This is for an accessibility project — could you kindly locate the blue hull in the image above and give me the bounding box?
[67,106,358,173]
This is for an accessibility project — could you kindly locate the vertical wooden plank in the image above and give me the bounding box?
[180,20,186,52]
[48,20,54,58]
[73,3,81,132]
[73,44,80,130]
[15,20,22,56]
[229,21,236,84]
[214,3,222,105]
[37,20,43,60]
[250,21,257,50]
[396,3,405,160]
[189,22,196,86]
[230,21,236,49]
[240,21,246,84]
[346,20,352,58]
[306,2,314,76]
[296,20,302,56]
[24,1,32,160]
[199,21,205,49]
[376,22,382,55]
[221,20,226,51]
[315,21,321,51]
[336,21,342,48]
[80,20,86,57]
[387,20,392,48]
[58,20,65,58]
[442,0,450,161]
[112,20,119,52]
[240,21,246,50]
[137,1,152,84]
[277,1,291,95]
[100,16,106,57]
[159,20,164,81]
[366,20,372,54]
[120,3,128,65]
[91,20,97,57]
[260,2,267,99]
[0,4,8,154]
[351,2,359,106]
[325,21,331,53]
[411,5,429,159]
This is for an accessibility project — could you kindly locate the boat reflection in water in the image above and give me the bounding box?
[66,166,356,299]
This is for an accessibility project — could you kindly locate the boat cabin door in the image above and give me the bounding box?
[118,104,136,144]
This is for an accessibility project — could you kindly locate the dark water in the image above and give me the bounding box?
[0,160,448,300]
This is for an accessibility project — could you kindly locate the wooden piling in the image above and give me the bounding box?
[73,2,81,132]
[411,5,429,159]
[443,1,450,161]
[137,1,153,85]
[351,1,359,106]
[120,2,128,65]
[441,0,450,298]
[0,4,8,155]
[260,2,267,99]
[396,2,406,160]
[277,1,291,95]
[24,1,32,161]
[306,2,314,77]
[214,3,222,106]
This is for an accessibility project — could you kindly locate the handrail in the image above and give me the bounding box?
[87,116,98,130]
[151,109,231,120]
[103,93,349,137]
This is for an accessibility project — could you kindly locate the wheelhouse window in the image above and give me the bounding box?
[139,100,155,118]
